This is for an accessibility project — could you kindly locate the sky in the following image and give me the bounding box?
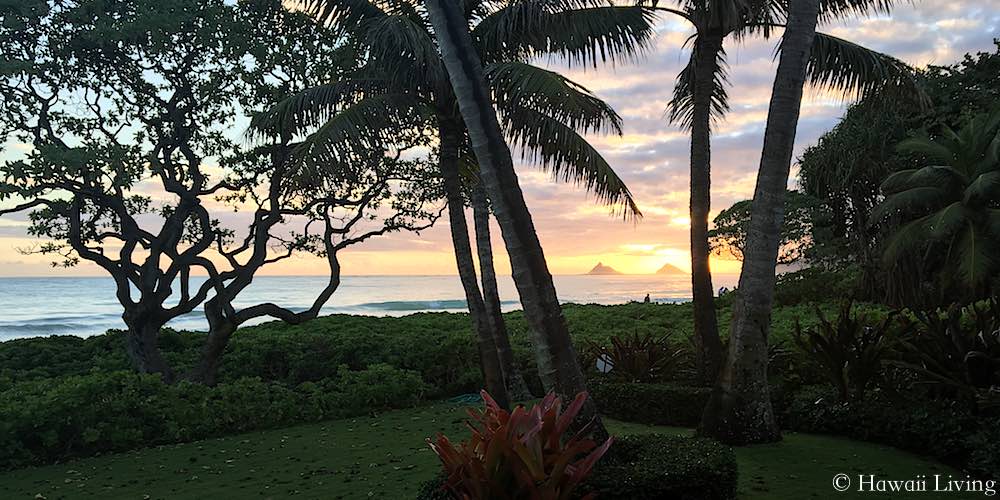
[0,0,997,277]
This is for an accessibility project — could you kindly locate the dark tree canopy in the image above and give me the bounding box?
[796,40,1000,307]
[0,0,441,382]
[708,190,817,265]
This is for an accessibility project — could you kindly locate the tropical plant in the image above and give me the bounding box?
[793,303,901,401]
[699,0,924,444]
[898,299,1000,404]
[586,333,688,384]
[427,391,613,500]
[254,0,656,410]
[652,0,923,386]
[873,108,1000,300]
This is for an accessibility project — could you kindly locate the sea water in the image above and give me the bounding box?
[0,274,740,340]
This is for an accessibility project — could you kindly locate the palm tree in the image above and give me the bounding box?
[253,0,655,421]
[698,0,821,445]
[471,181,532,399]
[874,109,1000,299]
[423,0,608,436]
[656,0,921,385]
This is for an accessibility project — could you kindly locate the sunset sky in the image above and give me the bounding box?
[0,1,997,277]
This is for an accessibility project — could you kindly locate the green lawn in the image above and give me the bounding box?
[0,402,975,500]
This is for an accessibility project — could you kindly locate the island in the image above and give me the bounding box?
[586,262,623,275]
[655,263,687,275]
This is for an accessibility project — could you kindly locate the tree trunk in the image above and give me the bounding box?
[439,119,511,410]
[425,0,606,439]
[699,0,820,445]
[688,31,725,386]
[186,300,237,386]
[124,316,175,382]
[471,182,533,400]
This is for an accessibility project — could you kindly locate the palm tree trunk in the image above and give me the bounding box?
[425,0,606,439]
[688,31,725,386]
[699,0,820,445]
[439,119,511,410]
[471,182,532,400]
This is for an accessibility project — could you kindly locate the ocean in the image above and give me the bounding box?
[0,273,740,340]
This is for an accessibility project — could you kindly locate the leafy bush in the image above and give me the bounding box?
[578,434,737,500]
[0,365,425,470]
[792,303,903,401]
[782,385,997,477]
[590,381,710,427]
[898,298,1000,403]
[772,267,860,307]
[427,391,612,500]
[584,332,688,383]
[419,434,737,500]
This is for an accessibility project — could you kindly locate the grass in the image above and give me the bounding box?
[0,402,978,500]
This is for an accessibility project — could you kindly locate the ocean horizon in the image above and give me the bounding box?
[0,273,740,340]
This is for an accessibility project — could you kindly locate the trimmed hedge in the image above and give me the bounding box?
[782,386,1000,477]
[0,365,425,470]
[417,434,737,500]
[591,381,711,427]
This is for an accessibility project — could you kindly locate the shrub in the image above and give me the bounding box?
[419,434,738,500]
[590,381,710,427]
[781,385,996,477]
[0,365,426,470]
[792,303,902,401]
[578,434,737,500]
[427,391,612,500]
[898,298,1000,403]
[584,331,688,383]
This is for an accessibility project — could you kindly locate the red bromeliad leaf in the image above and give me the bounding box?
[427,391,612,500]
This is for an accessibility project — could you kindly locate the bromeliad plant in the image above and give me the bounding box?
[586,332,688,384]
[793,303,903,401]
[427,391,612,500]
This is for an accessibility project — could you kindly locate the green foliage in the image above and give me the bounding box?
[590,381,710,427]
[584,332,687,384]
[0,366,425,470]
[708,190,818,264]
[427,391,612,500]
[792,303,903,401]
[782,385,997,477]
[875,108,1000,298]
[771,267,860,307]
[897,298,1000,402]
[578,435,737,500]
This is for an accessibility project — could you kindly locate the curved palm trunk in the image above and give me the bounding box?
[471,182,532,400]
[699,0,820,444]
[689,31,725,386]
[440,119,511,410]
[425,0,606,439]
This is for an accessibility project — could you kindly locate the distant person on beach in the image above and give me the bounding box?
[643,294,651,303]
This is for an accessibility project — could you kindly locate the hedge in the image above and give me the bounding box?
[417,434,738,500]
[591,381,711,427]
[0,365,425,470]
[782,385,1000,478]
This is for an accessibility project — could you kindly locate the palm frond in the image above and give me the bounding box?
[299,0,395,32]
[473,1,657,67]
[897,134,958,165]
[500,105,641,219]
[486,61,622,135]
[248,79,390,140]
[956,224,998,287]
[881,214,932,266]
[289,93,433,168]
[964,171,1000,206]
[925,202,969,240]
[870,186,947,222]
[801,32,925,102]
[666,34,730,129]
[817,0,897,24]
